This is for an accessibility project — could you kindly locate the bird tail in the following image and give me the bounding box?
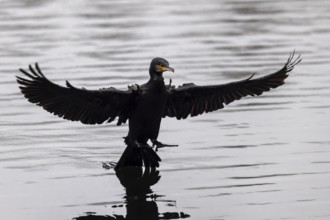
[115,145,161,170]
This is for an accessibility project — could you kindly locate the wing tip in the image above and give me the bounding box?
[18,62,47,80]
[285,50,302,73]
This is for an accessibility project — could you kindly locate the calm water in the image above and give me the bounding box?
[1,0,330,219]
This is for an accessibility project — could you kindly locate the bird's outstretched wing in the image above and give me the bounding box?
[17,63,137,125]
[164,51,301,119]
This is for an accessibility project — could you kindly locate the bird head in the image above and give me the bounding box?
[149,57,174,79]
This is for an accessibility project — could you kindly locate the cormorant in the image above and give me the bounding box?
[16,52,301,169]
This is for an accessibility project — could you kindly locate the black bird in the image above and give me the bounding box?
[16,52,301,169]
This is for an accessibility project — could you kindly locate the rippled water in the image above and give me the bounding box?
[1,0,330,219]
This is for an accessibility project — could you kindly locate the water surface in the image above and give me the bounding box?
[1,0,330,219]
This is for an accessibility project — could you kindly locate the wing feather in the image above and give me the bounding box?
[17,63,136,125]
[164,51,301,119]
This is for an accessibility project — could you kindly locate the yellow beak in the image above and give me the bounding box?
[156,65,174,73]
[162,66,175,73]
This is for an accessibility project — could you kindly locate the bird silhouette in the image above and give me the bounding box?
[17,51,301,169]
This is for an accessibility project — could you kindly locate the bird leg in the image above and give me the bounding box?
[151,140,178,152]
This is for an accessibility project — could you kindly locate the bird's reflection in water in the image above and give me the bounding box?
[73,166,190,220]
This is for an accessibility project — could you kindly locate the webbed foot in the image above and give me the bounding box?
[151,140,178,152]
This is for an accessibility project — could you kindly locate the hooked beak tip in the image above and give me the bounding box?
[166,66,175,73]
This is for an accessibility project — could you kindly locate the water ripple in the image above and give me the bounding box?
[1,0,330,219]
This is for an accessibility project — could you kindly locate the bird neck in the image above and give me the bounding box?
[149,70,164,81]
